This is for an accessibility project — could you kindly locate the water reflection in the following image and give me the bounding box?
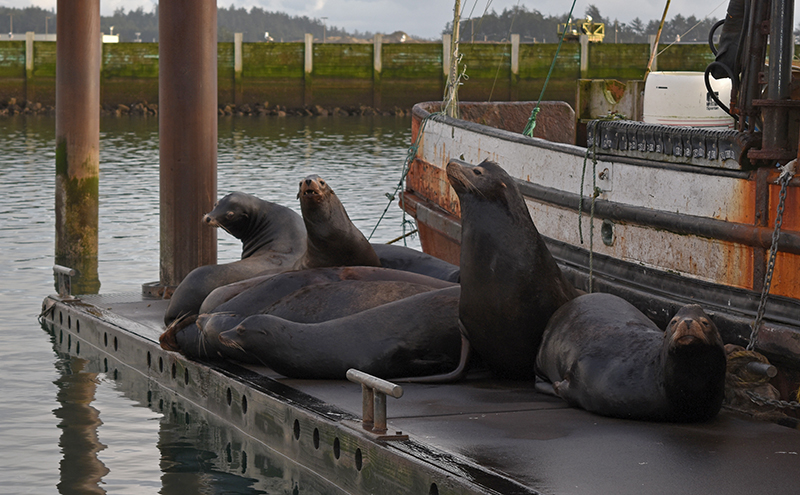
[53,357,109,494]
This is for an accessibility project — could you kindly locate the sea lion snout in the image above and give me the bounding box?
[298,175,327,199]
[667,305,720,347]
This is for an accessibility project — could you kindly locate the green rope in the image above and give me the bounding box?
[522,0,579,137]
[579,140,599,292]
[369,112,441,243]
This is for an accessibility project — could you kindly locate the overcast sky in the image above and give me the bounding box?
[3,0,795,40]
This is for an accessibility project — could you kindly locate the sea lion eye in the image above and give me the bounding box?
[700,319,709,326]
[319,180,326,186]
[473,169,483,176]
[226,211,235,218]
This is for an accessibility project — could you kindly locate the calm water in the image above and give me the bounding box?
[0,114,418,494]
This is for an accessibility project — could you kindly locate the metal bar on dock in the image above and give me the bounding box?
[346,369,403,435]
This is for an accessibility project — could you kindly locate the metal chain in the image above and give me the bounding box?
[747,160,796,350]
[745,390,800,410]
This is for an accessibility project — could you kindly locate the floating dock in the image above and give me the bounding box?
[41,292,800,495]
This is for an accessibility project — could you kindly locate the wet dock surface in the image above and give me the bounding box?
[45,292,800,495]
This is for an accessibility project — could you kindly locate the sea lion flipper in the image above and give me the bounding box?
[395,335,471,383]
[534,379,558,397]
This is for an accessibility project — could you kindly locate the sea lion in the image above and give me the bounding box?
[217,286,463,379]
[164,192,307,325]
[160,266,456,352]
[371,243,460,283]
[446,159,580,379]
[294,174,381,269]
[161,279,443,362]
[198,265,456,316]
[536,293,726,422]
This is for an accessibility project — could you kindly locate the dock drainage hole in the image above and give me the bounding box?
[355,449,362,471]
[76,320,80,332]
[226,388,232,406]
[241,451,248,474]
[184,368,189,385]
[171,363,177,379]
[293,420,300,440]
[68,315,71,329]
[313,428,320,449]
[59,312,62,325]
[429,482,439,495]
[113,336,118,351]
[158,399,164,411]
[147,352,151,368]
[76,341,80,355]
[104,333,108,347]
[159,357,164,373]
[242,395,248,414]
[104,358,108,373]
[59,330,63,343]
[333,438,340,459]
[67,335,71,351]
[185,412,190,424]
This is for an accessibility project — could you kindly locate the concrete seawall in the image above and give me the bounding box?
[0,35,735,110]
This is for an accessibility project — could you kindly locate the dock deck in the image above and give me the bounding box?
[41,292,800,495]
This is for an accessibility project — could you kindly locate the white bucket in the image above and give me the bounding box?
[643,71,735,129]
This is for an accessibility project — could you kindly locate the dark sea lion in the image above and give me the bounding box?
[198,265,456,316]
[216,286,463,379]
[161,279,441,361]
[446,159,579,379]
[164,192,307,325]
[536,293,726,422]
[294,174,381,269]
[371,243,460,283]
[160,266,455,351]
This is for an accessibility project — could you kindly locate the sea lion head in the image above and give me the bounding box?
[664,304,724,351]
[446,159,510,202]
[203,191,259,239]
[297,174,333,205]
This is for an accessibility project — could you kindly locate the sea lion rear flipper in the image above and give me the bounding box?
[395,335,471,383]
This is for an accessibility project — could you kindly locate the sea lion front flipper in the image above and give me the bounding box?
[534,378,558,397]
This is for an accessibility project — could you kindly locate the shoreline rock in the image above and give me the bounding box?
[0,98,411,118]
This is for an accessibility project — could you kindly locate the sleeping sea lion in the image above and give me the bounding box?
[536,293,726,422]
[446,159,580,379]
[217,286,463,379]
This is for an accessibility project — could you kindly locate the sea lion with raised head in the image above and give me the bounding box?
[294,174,381,269]
[164,192,306,325]
[536,293,726,422]
[446,159,580,379]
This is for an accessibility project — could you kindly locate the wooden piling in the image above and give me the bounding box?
[158,0,218,289]
[55,0,101,294]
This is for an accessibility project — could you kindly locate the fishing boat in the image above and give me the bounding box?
[401,0,800,401]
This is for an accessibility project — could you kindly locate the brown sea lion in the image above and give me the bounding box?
[216,286,463,379]
[446,159,580,379]
[161,279,445,363]
[294,174,381,269]
[536,293,726,422]
[164,192,306,325]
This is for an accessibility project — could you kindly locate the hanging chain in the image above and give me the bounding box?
[745,390,800,410]
[747,160,796,351]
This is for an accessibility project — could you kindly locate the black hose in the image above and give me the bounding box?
[708,19,726,55]
[705,62,739,121]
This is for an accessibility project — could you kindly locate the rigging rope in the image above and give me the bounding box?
[522,0,578,137]
[368,112,441,243]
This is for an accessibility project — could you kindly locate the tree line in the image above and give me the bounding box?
[445,5,726,44]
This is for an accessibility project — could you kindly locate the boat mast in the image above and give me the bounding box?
[443,0,462,119]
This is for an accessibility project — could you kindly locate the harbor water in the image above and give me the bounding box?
[0,114,418,494]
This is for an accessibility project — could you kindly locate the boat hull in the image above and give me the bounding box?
[403,102,800,376]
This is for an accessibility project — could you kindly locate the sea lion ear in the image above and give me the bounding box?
[500,181,507,189]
